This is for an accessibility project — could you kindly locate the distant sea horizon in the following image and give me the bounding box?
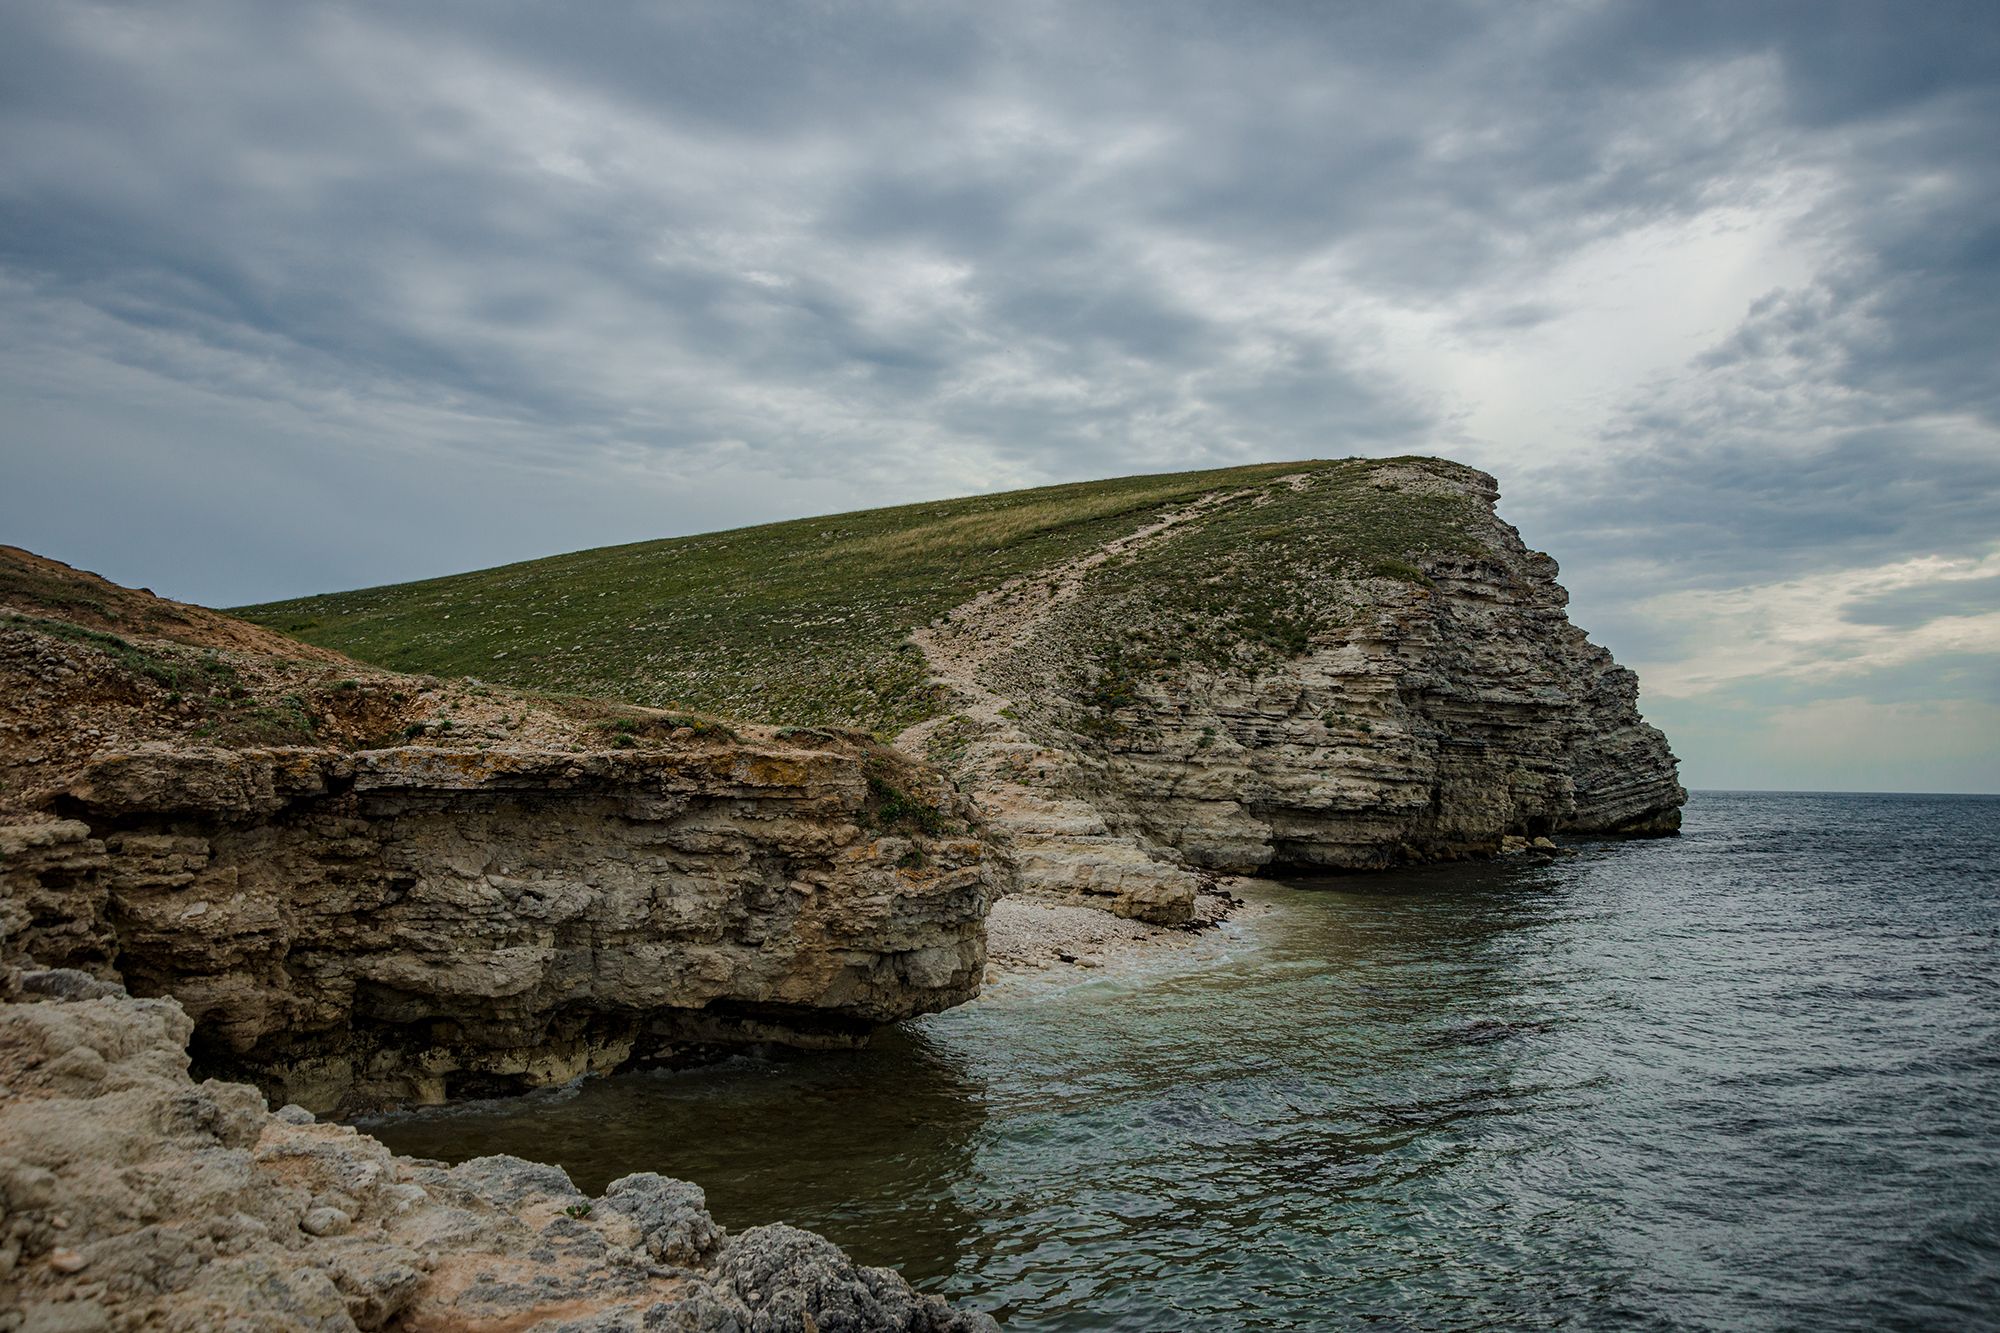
[1693,787,2000,798]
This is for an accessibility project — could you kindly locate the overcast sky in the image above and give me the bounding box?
[3,1,1996,792]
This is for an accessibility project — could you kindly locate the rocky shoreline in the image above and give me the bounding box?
[903,460,1685,925]
[3,737,998,1118]
[981,886,1254,981]
[0,555,1011,1117]
[0,966,997,1331]
[0,458,1688,1328]
[976,836,1580,987]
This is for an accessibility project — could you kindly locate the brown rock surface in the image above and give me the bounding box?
[1,554,1005,1115]
[0,543,349,661]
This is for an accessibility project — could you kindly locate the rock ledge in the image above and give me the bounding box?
[0,970,996,1332]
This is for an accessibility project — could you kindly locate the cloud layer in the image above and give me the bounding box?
[3,1,1996,789]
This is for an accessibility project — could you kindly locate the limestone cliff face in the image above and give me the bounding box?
[906,460,1684,921]
[1052,550,1685,875]
[0,970,998,1332]
[2,743,993,1116]
[0,569,1004,1116]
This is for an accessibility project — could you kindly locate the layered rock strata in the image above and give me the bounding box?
[908,460,1685,922]
[0,570,1004,1116]
[895,498,1238,924]
[0,970,996,1332]
[4,744,993,1116]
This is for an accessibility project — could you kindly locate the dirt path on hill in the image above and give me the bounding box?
[891,483,1293,926]
[898,486,1259,753]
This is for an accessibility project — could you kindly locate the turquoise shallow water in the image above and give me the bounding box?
[368,792,2000,1330]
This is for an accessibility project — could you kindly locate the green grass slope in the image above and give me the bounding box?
[238,457,1489,735]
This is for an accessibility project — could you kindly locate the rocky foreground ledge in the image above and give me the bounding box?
[3,739,997,1117]
[0,549,1008,1116]
[0,969,996,1332]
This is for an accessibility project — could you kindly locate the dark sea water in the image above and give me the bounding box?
[368,792,2000,1331]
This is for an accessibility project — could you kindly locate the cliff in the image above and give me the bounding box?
[917,461,1684,920]
[0,968,996,1331]
[0,552,1003,1115]
[241,458,1681,925]
[4,455,1685,1067]
[0,456,1684,1326]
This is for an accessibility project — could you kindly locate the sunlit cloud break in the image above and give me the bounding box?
[1636,547,2000,698]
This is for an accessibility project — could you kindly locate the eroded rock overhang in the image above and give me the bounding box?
[3,739,1004,1115]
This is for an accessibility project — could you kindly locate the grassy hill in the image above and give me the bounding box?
[238,457,1487,735]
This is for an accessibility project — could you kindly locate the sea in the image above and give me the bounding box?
[368,791,2000,1331]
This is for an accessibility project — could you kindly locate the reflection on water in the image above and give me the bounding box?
[369,1023,992,1284]
[366,793,2000,1330]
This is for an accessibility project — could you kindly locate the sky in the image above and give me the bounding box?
[2,1,1996,793]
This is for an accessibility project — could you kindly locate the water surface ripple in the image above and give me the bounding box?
[370,792,2000,1330]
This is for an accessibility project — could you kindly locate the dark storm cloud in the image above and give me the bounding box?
[1844,576,2000,632]
[1494,1,2000,680]
[1557,0,1999,128]
[1,2,1996,785]
[1526,432,2000,593]
[363,0,995,136]
[5,0,1984,490]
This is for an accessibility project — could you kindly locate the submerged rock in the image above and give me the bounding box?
[0,972,997,1331]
